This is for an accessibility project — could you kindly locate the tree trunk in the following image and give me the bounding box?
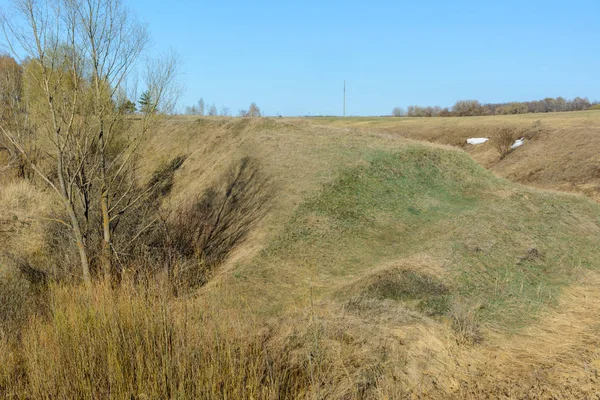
[68,202,92,283]
[56,134,91,284]
[99,126,113,280]
[101,184,112,280]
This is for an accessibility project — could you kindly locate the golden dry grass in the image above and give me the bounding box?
[139,114,600,397]
[3,112,600,398]
[139,117,415,269]
[0,279,319,399]
[0,181,57,265]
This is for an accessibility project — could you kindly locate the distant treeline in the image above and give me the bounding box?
[393,97,600,117]
[184,97,262,117]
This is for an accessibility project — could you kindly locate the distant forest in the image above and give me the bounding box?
[393,97,600,117]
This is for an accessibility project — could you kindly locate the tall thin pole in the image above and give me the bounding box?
[343,80,346,117]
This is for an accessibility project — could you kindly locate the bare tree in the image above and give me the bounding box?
[247,102,261,117]
[184,97,204,115]
[391,107,405,117]
[452,100,488,117]
[219,106,230,116]
[72,0,153,278]
[406,105,425,117]
[0,55,22,132]
[208,103,217,116]
[198,98,205,116]
[0,0,179,283]
[398,96,594,118]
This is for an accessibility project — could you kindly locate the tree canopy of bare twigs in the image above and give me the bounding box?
[0,0,180,283]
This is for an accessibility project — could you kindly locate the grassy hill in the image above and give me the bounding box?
[311,110,600,200]
[142,114,600,397]
[2,113,600,398]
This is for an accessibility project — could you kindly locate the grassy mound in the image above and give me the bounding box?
[236,145,600,331]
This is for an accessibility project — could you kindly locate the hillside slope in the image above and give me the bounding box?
[3,115,600,397]
[311,110,600,201]
[143,116,600,397]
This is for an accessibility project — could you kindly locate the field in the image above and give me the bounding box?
[2,111,600,398]
[313,111,600,200]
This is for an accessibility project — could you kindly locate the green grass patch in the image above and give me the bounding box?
[246,144,600,330]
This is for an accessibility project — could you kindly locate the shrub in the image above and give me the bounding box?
[0,277,413,399]
[438,107,452,117]
[492,127,517,159]
[135,157,270,292]
[495,102,529,115]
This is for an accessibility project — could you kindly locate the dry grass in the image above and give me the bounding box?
[0,280,315,399]
[0,181,71,276]
[0,279,414,399]
[136,115,600,397]
[310,111,600,201]
[3,113,600,397]
[450,272,600,398]
[137,117,414,274]
[448,299,482,345]
[0,262,47,342]
[2,275,595,398]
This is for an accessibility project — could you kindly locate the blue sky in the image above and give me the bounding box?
[3,0,600,116]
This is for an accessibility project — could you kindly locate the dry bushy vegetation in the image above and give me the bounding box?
[0,265,408,399]
[492,127,517,159]
[138,156,271,292]
[0,1,304,396]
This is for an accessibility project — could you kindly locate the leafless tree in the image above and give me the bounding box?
[400,96,593,119]
[184,97,204,115]
[0,0,179,283]
[0,54,36,175]
[208,103,217,116]
[247,102,261,117]
[197,98,205,116]
[452,100,488,116]
[391,107,405,117]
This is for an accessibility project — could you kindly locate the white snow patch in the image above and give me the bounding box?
[511,137,525,149]
[466,138,489,145]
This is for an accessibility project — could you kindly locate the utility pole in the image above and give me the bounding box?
[343,80,346,117]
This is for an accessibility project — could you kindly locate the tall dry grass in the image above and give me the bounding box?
[0,274,413,399]
[0,279,317,399]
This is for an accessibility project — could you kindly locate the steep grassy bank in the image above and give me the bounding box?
[2,115,600,397]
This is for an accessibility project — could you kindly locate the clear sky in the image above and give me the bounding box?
[5,0,600,116]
